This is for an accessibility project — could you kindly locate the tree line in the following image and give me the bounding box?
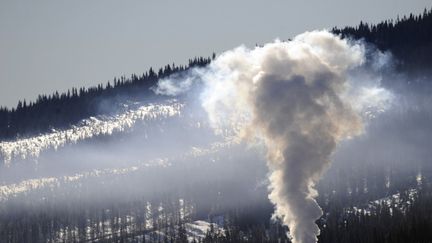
[0,56,213,140]
[332,7,432,74]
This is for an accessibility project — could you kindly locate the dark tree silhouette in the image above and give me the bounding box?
[332,8,432,74]
[0,56,212,140]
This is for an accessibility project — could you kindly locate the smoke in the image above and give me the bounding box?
[198,31,392,243]
[0,29,397,243]
[152,69,202,96]
[153,76,194,96]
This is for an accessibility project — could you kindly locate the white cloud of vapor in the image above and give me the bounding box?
[200,31,392,243]
[152,30,393,243]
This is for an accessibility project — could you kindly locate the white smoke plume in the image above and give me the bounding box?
[152,68,203,96]
[153,75,195,96]
[199,31,392,243]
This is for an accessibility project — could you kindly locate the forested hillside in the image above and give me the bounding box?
[0,8,431,141]
[1,8,432,243]
[333,8,432,73]
[0,57,212,140]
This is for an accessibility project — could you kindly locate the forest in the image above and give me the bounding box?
[0,8,432,243]
[0,152,430,242]
[0,56,212,140]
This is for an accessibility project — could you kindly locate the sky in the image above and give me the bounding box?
[0,0,430,108]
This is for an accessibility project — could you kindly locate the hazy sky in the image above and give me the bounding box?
[0,0,430,108]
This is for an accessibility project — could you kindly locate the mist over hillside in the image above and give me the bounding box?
[0,8,432,243]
